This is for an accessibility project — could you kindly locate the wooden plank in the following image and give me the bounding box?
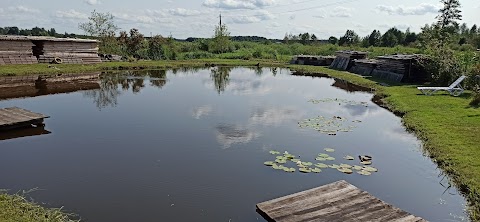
[256,180,427,222]
[0,107,49,130]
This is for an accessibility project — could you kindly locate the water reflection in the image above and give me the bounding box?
[192,105,213,120]
[215,124,260,148]
[210,67,232,94]
[250,107,303,126]
[83,70,168,109]
[0,125,50,141]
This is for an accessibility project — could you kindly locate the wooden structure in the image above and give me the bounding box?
[290,55,335,66]
[330,51,368,71]
[350,59,378,76]
[0,35,101,65]
[256,180,426,222]
[0,107,49,131]
[0,35,38,65]
[374,54,428,82]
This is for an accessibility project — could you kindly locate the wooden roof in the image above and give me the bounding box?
[0,35,98,43]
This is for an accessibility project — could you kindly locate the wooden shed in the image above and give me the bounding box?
[374,54,428,82]
[0,35,38,65]
[0,35,101,65]
[330,50,368,70]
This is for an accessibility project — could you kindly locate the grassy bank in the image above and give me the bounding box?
[0,191,77,222]
[0,60,479,220]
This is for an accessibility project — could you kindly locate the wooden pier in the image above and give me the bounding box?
[0,107,49,131]
[256,180,426,222]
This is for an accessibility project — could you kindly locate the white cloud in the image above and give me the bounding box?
[203,0,276,9]
[229,10,274,24]
[7,5,39,13]
[330,7,352,18]
[168,8,202,16]
[55,9,89,19]
[376,3,440,16]
[84,0,101,5]
[215,124,260,148]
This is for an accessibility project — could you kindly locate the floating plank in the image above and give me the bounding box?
[0,107,49,130]
[256,180,427,222]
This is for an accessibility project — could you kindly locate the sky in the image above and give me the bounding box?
[0,0,479,39]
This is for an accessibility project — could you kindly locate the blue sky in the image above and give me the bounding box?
[0,0,478,39]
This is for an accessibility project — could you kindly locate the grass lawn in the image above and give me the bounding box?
[0,59,479,220]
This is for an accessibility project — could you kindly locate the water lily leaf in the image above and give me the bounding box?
[311,168,322,173]
[291,158,301,163]
[315,157,327,161]
[276,156,286,159]
[353,165,363,171]
[363,166,378,172]
[284,154,296,159]
[343,155,355,160]
[299,168,311,173]
[329,164,340,169]
[315,163,329,168]
[284,168,296,173]
[271,164,281,170]
[325,157,336,161]
[318,153,330,158]
[338,168,353,174]
[357,170,372,176]
[360,161,372,165]
[302,162,313,166]
[340,164,352,169]
[269,150,281,155]
[264,161,275,166]
[324,148,335,152]
[276,159,287,164]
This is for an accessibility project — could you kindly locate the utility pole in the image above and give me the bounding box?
[219,13,222,32]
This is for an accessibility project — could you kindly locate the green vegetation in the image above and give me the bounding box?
[0,191,77,222]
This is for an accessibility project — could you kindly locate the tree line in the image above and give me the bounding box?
[0,26,89,39]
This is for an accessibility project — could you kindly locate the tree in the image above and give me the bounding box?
[368,30,381,46]
[471,24,478,34]
[300,32,310,44]
[328,36,338,45]
[79,10,119,37]
[381,32,398,47]
[436,0,462,30]
[311,34,318,42]
[127,28,145,58]
[404,28,417,45]
[7,27,19,35]
[338,30,359,46]
[210,22,231,53]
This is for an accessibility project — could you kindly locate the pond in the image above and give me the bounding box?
[0,67,469,221]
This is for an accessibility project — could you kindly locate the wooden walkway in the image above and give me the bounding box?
[256,180,426,222]
[0,107,49,131]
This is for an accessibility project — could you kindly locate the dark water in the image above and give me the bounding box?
[0,67,468,221]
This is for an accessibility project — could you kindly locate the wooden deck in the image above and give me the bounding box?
[256,180,426,222]
[0,107,49,131]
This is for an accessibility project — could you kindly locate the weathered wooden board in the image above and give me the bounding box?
[256,180,427,222]
[0,107,49,130]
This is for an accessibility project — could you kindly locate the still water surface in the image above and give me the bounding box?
[0,67,468,221]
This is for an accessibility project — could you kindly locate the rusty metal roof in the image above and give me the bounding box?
[0,35,98,43]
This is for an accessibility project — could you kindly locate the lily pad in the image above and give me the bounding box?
[272,164,282,170]
[276,159,287,164]
[357,170,372,176]
[299,168,312,173]
[276,156,286,160]
[360,161,372,165]
[284,168,296,173]
[359,155,373,162]
[324,148,335,152]
[311,168,322,173]
[302,162,313,166]
[343,155,355,160]
[363,166,378,172]
[291,158,301,163]
[353,165,363,171]
[284,154,296,159]
[315,157,327,161]
[269,150,281,155]
[329,164,340,169]
[338,168,353,174]
[264,161,275,166]
[325,157,336,161]
[314,163,329,168]
[340,164,352,169]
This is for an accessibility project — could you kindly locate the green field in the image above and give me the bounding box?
[0,60,479,221]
